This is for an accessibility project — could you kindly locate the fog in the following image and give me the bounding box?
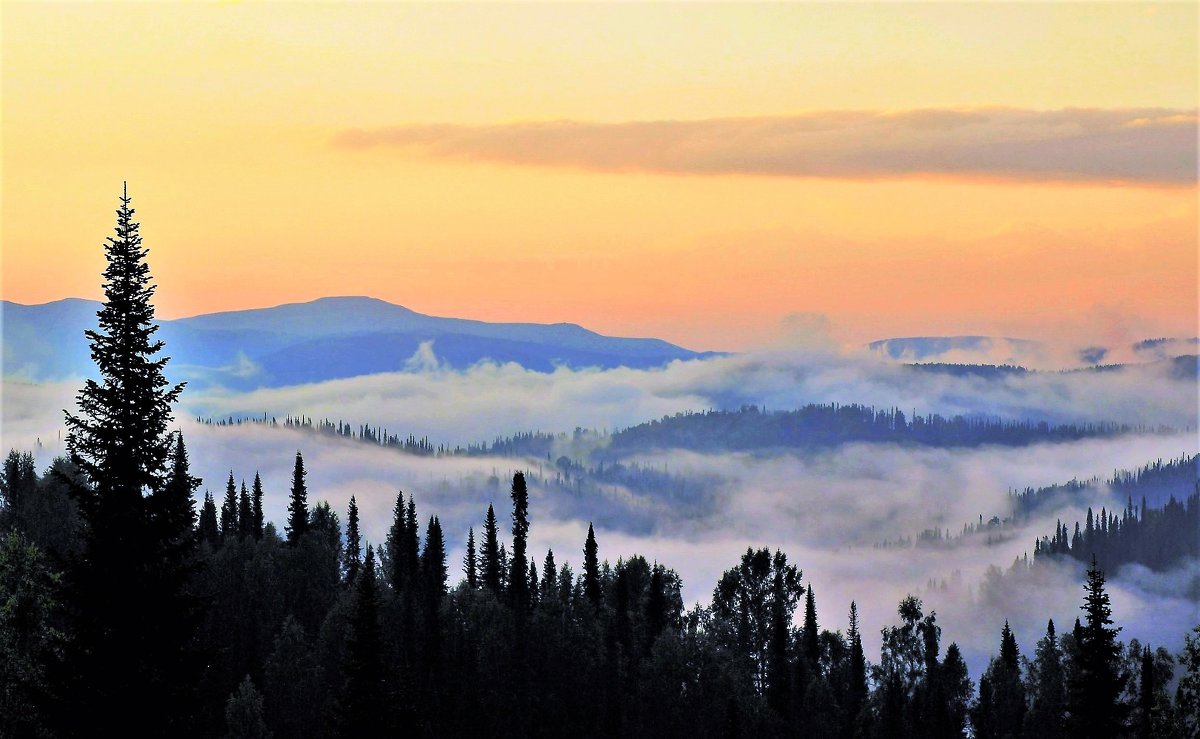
[2,346,1196,677]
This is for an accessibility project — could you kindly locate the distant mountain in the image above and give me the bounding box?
[1,296,719,389]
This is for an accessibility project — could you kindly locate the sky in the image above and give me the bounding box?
[2,2,1197,351]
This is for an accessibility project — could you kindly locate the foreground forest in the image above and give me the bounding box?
[2,193,1199,738]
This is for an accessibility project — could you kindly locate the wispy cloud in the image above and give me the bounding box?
[335,108,1198,185]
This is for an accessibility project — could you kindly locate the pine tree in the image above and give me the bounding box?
[285,452,308,544]
[153,432,199,555]
[343,496,362,586]
[481,504,502,594]
[1174,625,1200,738]
[224,675,270,739]
[338,545,386,735]
[251,472,265,540]
[973,621,1026,739]
[766,563,792,718]
[385,491,407,591]
[403,496,420,585]
[60,184,193,733]
[509,472,530,607]
[237,480,253,540]
[221,472,238,542]
[464,527,478,589]
[941,642,973,738]
[583,523,601,612]
[422,517,447,597]
[803,584,820,665]
[540,549,557,604]
[1025,620,1065,739]
[199,491,220,547]
[846,601,868,733]
[1067,557,1128,736]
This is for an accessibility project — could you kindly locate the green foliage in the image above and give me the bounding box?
[285,452,308,544]
[0,531,63,738]
[1066,558,1129,736]
[224,675,271,739]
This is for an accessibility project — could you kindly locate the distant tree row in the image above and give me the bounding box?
[1033,490,1199,572]
[603,405,1155,456]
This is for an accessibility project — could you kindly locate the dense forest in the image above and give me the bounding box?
[197,402,1168,463]
[3,192,1199,738]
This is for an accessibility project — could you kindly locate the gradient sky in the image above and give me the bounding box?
[2,2,1197,351]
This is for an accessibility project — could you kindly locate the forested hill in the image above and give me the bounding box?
[198,402,1163,464]
[1012,455,1200,513]
[600,404,1154,457]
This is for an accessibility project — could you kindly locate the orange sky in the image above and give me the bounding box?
[2,2,1197,351]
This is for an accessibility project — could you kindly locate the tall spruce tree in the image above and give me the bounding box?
[509,472,529,607]
[846,601,868,732]
[385,491,407,591]
[60,184,193,733]
[343,495,362,586]
[1067,557,1128,736]
[1025,619,1066,739]
[765,563,793,718]
[583,523,601,612]
[199,491,219,547]
[803,584,820,665]
[285,451,308,544]
[972,621,1026,739]
[464,527,478,589]
[221,472,238,542]
[338,544,386,735]
[481,503,502,594]
[250,472,264,540]
[237,480,253,540]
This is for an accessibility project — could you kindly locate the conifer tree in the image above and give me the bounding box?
[846,600,868,730]
[199,491,220,547]
[421,516,447,598]
[1025,620,1065,739]
[385,491,407,591]
[481,503,502,594]
[60,184,192,733]
[221,472,238,542]
[766,564,792,718]
[1174,625,1200,738]
[464,526,478,589]
[645,563,668,650]
[251,472,265,540]
[224,675,270,739]
[154,432,199,554]
[973,621,1026,739]
[338,544,386,735]
[403,496,420,585]
[509,472,530,607]
[343,496,362,586]
[803,584,820,665]
[285,452,308,544]
[237,480,253,540]
[1067,557,1127,736]
[941,642,973,738]
[583,523,601,612]
[540,549,557,604]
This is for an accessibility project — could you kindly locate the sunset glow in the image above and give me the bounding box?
[3,2,1196,350]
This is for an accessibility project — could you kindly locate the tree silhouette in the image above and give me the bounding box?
[60,184,193,733]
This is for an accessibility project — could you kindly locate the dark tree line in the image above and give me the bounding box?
[2,189,1199,738]
[1032,490,1199,572]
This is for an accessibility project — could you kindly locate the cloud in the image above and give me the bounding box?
[4,344,1196,677]
[334,108,1198,185]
